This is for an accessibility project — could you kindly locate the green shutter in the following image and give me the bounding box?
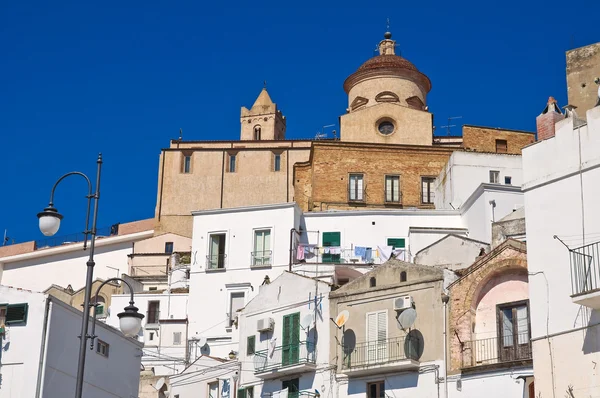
[283,378,300,398]
[6,303,28,325]
[238,389,247,398]
[282,312,300,366]
[387,238,405,249]
[247,335,255,355]
[322,232,341,263]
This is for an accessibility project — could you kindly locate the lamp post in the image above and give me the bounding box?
[37,154,143,398]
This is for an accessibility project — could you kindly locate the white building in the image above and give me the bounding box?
[523,105,600,398]
[236,272,332,398]
[168,355,239,398]
[0,219,153,292]
[0,285,143,398]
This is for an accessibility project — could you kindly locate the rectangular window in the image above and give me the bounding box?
[387,238,405,249]
[253,229,272,266]
[489,170,500,184]
[497,300,530,362]
[348,174,364,202]
[147,301,160,324]
[173,332,182,345]
[208,233,226,269]
[322,231,341,263]
[183,155,192,173]
[274,154,281,172]
[385,175,400,203]
[282,379,300,398]
[238,387,254,398]
[149,287,158,291]
[96,339,109,358]
[247,335,256,355]
[282,313,300,366]
[246,387,254,398]
[366,310,387,364]
[367,381,385,398]
[0,306,6,328]
[229,292,245,327]
[421,177,435,204]
[5,303,28,325]
[229,154,236,173]
[505,176,512,185]
[208,381,219,398]
[165,242,174,254]
[496,139,508,153]
[149,332,154,341]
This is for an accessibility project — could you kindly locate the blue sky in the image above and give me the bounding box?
[0,0,596,243]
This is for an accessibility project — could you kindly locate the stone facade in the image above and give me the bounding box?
[447,239,528,374]
[462,125,535,154]
[566,42,600,118]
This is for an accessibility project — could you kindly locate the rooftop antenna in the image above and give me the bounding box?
[264,80,267,89]
[178,128,182,141]
[439,116,463,136]
[315,124,335,140]
[3,229,8,246]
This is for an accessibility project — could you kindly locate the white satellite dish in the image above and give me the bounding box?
[301,314,314,330]
[335,310,350,328]
[198,336,207,348]
[153,377,166,391]
[397,308,417,330]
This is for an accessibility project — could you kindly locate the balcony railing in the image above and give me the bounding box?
[262,391,319,398]
[206,254,227,270]
[252,250,272,267]
[253,341,316,373]
[35,225,115,249]
[342,336,420,369]
[461,333,532,368]
[569,241,600,297]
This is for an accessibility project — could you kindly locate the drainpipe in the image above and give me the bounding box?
[289,228,297,272]
[441,293,450,398]
[36,298,53,398]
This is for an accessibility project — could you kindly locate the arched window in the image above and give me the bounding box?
[254,125,262,140]
[400,271,407,282]
[369,277,376,288]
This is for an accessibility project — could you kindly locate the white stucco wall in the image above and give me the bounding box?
[448,370,533,398]
[169,356,238,398]
[523,107,600,398]
[435,151,523,210]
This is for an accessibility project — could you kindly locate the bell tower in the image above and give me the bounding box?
[240,86,286,140]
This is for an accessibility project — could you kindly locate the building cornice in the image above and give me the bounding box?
[304,208,459,217]
[192,202,299,216]
[458,183,522,213]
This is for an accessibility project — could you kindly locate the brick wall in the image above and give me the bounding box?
[536,97,564,141]
[117,218,154,236]
[462,125,535,154]
[0,241,36,257]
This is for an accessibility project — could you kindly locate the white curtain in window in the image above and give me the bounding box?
[209,382,219,398]
[350,175,363,200]
[501,309,514,347]
[516,306,529,344]
[386,176,399,202]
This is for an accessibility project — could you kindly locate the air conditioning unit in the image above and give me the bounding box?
[393,295,413,311]
[257,317,275,332]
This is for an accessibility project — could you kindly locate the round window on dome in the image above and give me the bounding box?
[378,120,395,135]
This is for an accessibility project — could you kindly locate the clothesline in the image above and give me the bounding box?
[296,244,406,262]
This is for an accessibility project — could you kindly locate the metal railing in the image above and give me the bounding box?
[130,264,168,277]
[262,391,319,398]
[35,225,114,249]
[342,336,420,369]
[461,333,532,367]
[569,240,600,296]
[253,341,316,373]
[384,191,403,204]
[252,250,272,267]
[348,189,366,203]
[206,254,227,270]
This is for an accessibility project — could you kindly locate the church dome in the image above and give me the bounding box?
[357,54,419,73]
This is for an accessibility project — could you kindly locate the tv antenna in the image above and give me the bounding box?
[315,124,336,140]
[439,116,463,136]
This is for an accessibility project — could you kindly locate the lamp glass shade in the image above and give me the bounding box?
[39,215,61,236]
[119,315,142,337]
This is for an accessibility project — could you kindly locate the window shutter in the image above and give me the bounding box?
[387,238,405,249]
[377,311,387,342]
[6,303,28,324]
[238,389,247,398]
[357,176,364,200]
[367,313,377,342]
[323,232,340,247]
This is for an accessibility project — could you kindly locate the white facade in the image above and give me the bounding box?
[237,272,332,398]
[0,229,152,292]
[0,285,142,398]
[168,356,238,398]
[108,292,189,376]
[523,106,600,398]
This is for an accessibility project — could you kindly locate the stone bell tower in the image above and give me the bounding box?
[240,87,286,140]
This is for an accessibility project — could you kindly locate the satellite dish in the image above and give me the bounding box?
[198,336,207,348]
[164,390,170,398]
[301,314,314,330]
[397,308,417,330]
[153,377,166,391]
[335,310,350,328]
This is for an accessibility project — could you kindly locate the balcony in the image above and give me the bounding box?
[263,391,319,398]
[253,341,316,379]
[206,254,227,271]
[145,310,160,330]
[251,250,272,268]
[341,336,420,376]
[461,334,532,371]
[569,241,600,309]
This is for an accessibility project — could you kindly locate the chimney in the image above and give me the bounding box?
[536,97,564,141]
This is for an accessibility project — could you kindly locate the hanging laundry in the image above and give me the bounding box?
[393,249,406,261]
[378,245,393,262]
[305,245,317,258]
[354,246,367,258]
[269,337,277,358]
[323,247,330,254]
[296,245,305,261]
[365,247,373,262]
[329,247,341,255]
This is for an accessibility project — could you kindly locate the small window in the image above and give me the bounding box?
[254,125,261,140]
[228,154,236,173]
[96,339,109,358]
[94,296,106,319]
[505,176,512,185]
[246,387,254,398]
[385,175,401,203]
[208,233,227,269]
[165,242,174,254]
[229,292,245,327]
[274,154,281,172]
[490,170,500,184]
[147,301,160,324]
[421,177,435,204]
[5,303,28,325]
[400,271,407,282]
[247,335,256,355]
[253,229,272,266]
[367,381,385,398]
[173,332,182,345]
[208,381,219,398]
[183,155,192,173]
[370,277,376,288]
[387,238,405,249]
[496,139,508,153]
[349,174,364,202]
[149,332,154,341]
[149,287,158,291]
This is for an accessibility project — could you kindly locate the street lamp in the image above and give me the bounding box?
[37,154,141,398]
